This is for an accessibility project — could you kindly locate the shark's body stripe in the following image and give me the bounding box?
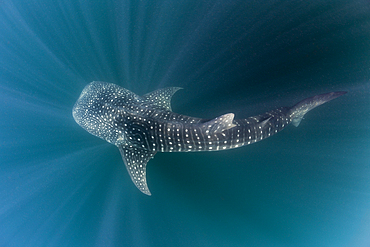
[73,81,346,195]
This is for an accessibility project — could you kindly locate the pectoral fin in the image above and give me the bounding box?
[118,145,157,195]
[142,87,183,111]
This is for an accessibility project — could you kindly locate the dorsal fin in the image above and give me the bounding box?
[142,87,182,111]
[118,145,157,196]
[259,117,271,128]
[201,113,236,134]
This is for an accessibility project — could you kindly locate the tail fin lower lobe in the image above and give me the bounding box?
[289,91,347,127]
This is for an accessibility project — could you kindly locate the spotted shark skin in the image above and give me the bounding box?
[72,81,346,195]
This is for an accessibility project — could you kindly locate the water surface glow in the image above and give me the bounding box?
[0,1,370,246]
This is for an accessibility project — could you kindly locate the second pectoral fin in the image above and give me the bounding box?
[118,145,157,196]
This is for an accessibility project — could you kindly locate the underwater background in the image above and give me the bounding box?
[0,0,369,246]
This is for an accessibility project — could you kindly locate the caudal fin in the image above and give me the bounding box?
[289,91,347,127]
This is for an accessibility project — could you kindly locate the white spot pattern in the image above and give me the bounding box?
[73,82,342,195]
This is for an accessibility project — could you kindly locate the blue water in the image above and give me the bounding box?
[1,1,370,246]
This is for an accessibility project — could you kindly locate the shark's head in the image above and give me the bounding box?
[72,81,136,145]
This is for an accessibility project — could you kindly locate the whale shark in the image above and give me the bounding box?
[73,81,346,195]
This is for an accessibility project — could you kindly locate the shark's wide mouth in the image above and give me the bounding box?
[72,82,101,125]
[72,89,87,126]
[72,102,81,125]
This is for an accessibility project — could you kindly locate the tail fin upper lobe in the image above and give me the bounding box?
[289,91,347,127]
